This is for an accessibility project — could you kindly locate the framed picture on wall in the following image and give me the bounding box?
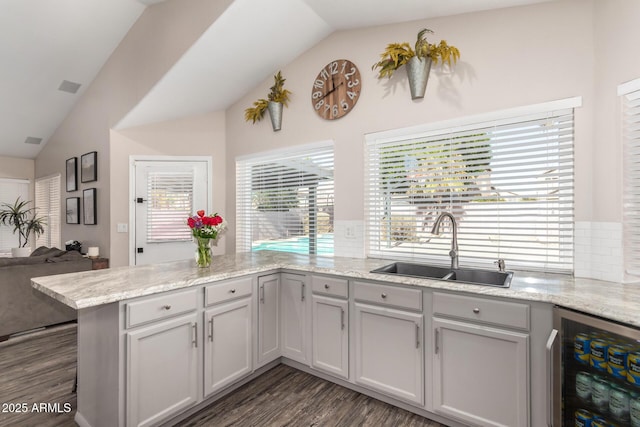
[83,188,96,225]
[66,197,80,224]
[81,151,97,183]
[66,157,77,192]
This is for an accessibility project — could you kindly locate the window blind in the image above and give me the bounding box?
[236,144,334,256]
[623,88,640,279]
[146,170,194,243]
[35,175,61,249]
[365,108,575,272]
[0,179,30,252]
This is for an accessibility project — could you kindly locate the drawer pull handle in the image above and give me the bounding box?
[381,293,387,299]
[230,289,236,294]
[473,308,480,314]
[324,284,330,290]
[162,305,171,310]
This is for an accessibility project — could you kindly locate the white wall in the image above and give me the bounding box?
[109,111,226,267]
[225,0,597,254]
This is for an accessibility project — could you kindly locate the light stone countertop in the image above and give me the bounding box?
[31,250,640,327]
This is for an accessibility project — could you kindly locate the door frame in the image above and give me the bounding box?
[128,155,213,266]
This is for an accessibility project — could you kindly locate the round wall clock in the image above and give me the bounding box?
[311,59,361,120]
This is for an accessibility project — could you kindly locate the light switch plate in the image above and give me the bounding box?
[117,223,128,233]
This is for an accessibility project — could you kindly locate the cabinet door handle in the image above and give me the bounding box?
[192,322,198,348]
[208,317,214,342]
[341,308,345,330]
[546,328,558,427]
[415,323,420,349]
[260,285,265,303]
[435,328,440,354]
[301,283,305,302]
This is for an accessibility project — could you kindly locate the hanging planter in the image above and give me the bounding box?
[267,101,283,132]
[372,29,460,100]
[244,71,291,132]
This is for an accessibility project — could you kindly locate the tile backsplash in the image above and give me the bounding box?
[574,221,623,283]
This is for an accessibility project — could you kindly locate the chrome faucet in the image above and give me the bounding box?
[431,212,459,269]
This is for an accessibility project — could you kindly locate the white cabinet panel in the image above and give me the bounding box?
[354,303,424,406]
[280,273,307,363]
[432,317,529,427]
[126,313,198,427]
[311,294,348,379]
[203,297,252,397]
[257,274,280,366]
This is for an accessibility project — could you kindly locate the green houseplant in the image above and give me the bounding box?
[0,197,46,256]
[372,28,460,99]
[244,71,292,131]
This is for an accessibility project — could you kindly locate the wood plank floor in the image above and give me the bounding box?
[0,324,445,427]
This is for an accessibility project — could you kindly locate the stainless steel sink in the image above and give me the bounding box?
[370,262,513,288]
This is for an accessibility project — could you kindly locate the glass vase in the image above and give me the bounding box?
[195,237,212,268]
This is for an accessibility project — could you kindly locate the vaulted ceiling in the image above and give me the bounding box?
[0,0,552,159]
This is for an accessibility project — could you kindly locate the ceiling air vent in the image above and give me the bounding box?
[58,80,81,94]
[24,137,43,145]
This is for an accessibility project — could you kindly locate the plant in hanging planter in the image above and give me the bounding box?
[187,210,227,268]
[244,71,292,131]
[372,29,460,99]
[0,197,46,256]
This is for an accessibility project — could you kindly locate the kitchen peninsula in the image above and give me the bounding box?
[31,251,640,427]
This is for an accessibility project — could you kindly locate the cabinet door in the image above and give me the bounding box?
[280,273,307,363]
[432,317,529,427]
[126,313,198,427]
[203,297,252,397]
[257,274,280,366]
[311,295,348,379]
[354,303,424,406]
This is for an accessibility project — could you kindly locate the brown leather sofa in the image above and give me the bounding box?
[0,247,92,340]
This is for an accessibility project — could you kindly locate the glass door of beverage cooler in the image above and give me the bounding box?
[553,307,640,426]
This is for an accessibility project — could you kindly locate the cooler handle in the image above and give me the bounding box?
[546,328,558,427]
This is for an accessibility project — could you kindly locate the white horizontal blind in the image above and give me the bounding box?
[236,145,334,256]
[366,108,575,272]
[623,88,640,279]
[147,170,193,242]
[35,175,61,249]
[0,179,30,253]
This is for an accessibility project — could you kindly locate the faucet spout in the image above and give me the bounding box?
[431,212,459,269]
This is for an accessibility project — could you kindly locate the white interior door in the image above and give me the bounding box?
[134,160,209,265]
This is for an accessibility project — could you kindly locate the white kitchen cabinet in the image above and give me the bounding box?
[126,313,199,427]
[203,297,252,397]
[432,292,530,427]
[280,273,308,363]
[257,273,280,366]
[311,294,349,379]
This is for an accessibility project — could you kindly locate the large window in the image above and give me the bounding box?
[622,80,640,280]
[365,101,576,273]
[236,143,334,256]
[35,174,61,249]
[0,178,30,254]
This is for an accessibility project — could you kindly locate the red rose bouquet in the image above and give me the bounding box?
[187,210,226,267]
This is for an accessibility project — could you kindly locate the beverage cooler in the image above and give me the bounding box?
[552,307,640,426]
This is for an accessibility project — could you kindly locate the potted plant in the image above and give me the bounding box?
[0,197,46,257]
[372,28,461,99]
[244,71,292,131]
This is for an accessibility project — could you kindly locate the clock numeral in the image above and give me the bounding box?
[347,79,359,88]
[341,61,347,73]
[341,100,349,111]
[324,103,331,113]
[347,91,357,100]
[312,91,323,100]
[345,67,357,79]
[315,99,325,110]
[320,69,330,81]
[313,79,325,89]
[332,105,339,117]
[329,61,338,75]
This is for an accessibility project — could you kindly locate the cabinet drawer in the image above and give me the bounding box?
[432,292,530,330]
[126,289,198,328]
[354,281,422,311]
[311,275,348,299]
[205,277,252,306]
